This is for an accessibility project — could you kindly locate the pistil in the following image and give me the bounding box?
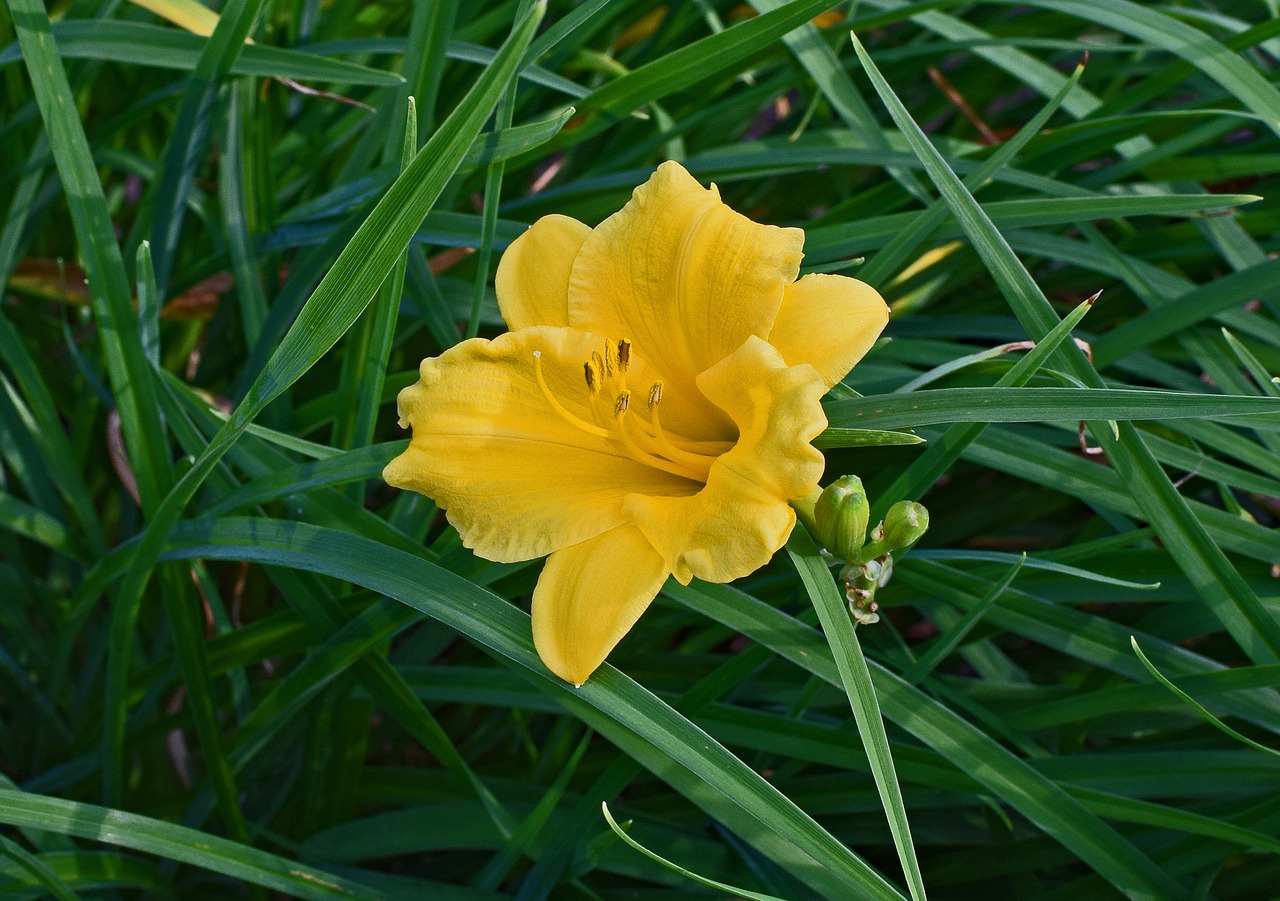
[534,351,610,439]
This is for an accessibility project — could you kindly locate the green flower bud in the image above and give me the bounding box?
[814,475,870,562]
[883,501,929,551]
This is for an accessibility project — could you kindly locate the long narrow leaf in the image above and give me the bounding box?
[787,527,927,901]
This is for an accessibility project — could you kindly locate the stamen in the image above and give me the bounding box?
[534,351,610,439]
[647,387,715,479]
[535,344,725,485]
[614,396,705,482]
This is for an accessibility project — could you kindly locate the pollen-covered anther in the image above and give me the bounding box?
[614,391,630,416]
[617,339,631,372]
[602,343,616,377]
[647,381,663,409]
[584,360,601,392]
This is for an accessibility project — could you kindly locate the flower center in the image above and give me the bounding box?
[534,338,730,483]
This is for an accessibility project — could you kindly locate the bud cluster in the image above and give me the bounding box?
[807,476,929,626]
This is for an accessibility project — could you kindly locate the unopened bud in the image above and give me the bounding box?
[883,501,929,551]
[814,475,869,562]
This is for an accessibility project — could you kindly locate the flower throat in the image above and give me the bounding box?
[533,338,729,483]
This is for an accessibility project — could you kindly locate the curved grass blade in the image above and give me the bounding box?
[0,834,82,901]
[0,491,81,561]
[601,802,789,901]
[908,550,1158,590]
[749,0,929,203]
[1094,258,1280,366]
[331,98,416,462]
[858,58,1065,285]
[895,559,1280,729]
[869,296,1091,516]
[1132,638,1280,760]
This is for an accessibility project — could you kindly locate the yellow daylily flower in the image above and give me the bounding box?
[384,161,888,685]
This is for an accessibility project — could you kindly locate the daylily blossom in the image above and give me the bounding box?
[384,161,888,685]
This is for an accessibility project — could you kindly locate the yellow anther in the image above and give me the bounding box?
[602,343,616,377]
[647,382,663,408]
[614,391,630,417]
[617,339,631,371]
[584,360,601,392]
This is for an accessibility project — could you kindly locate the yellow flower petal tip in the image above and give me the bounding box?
[385,161,889,684]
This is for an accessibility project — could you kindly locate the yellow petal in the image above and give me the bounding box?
[495,214,592,330]
[567,161,804,439]
[768,273,890,387]
[383,326,699,562]
[532,523,668,685]
[128,0,223,37]
[625,336,827,584]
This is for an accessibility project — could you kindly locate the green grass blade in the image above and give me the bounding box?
[146,0,264,290]
[749,0,929,203]
[900,554,1025,685]
[219,81,269,347]
[827,387,1280,431]
[0,20,404,84]
[859,62,1084,286]
[601,802,790,901]
[235,5,544,422]
[8,0,173,513]
[563,0,842,144]
[0,791,395,900]
[133,243,160,367]
[1131,638,1280,761]
[1094,258,1280,366]
[787,526,928,901]
[0,834,82,901]
[814,428,925,449]
[332,98,416,459]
